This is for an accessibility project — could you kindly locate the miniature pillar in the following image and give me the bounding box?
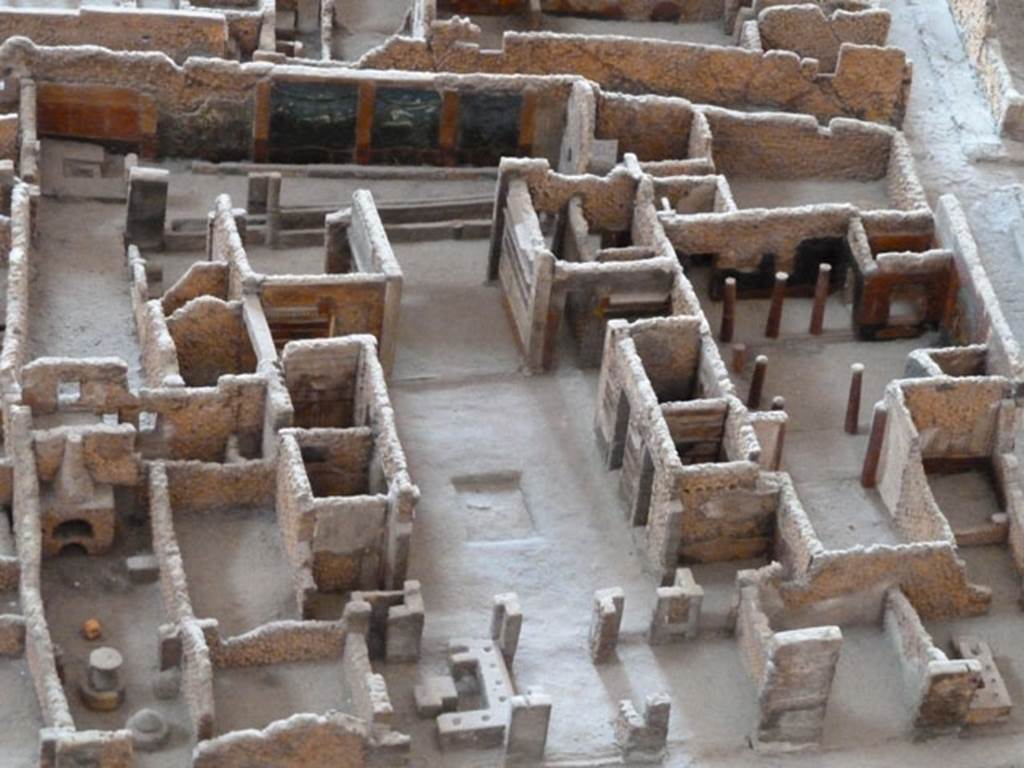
[615,693,670,758]
[809,263,832,335]
[526,0,543,29]
[491,592,522,666]
[731,343,747,374]
[205,211,216,260]
[771,396,786,411]
[157,624,181,671]
[764,271,788,338]
[122,153,138,186]
[648,568,703,644]
[231,207,247,248]
[0,159,14,212]
[861,403,888,488]
[80,646,126,711]
[589,587,624,664]
[747,355,768,410]
[88,647,122,692]
[386,581,425,663]
[720,277,736,343]
[125,166,169,250]
[505,688,552,762]
[845,363,864,434]
[324,209,353,273]
[247,172,273,214]
[265,171,282,249]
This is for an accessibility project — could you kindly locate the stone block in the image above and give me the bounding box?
[589,587,624,663]
[385,582,425,662]
[953,636,1011,725]
[247,172,272,214]
[414,675,458,719]
[615,692,670,760]
[125,166,169,250]
[491,592,522,665]
[505,688,552,763]
[438,638,513,750]
[125,553,159,584]
[649,568,704,644]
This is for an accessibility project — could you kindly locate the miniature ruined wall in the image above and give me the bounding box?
[164,459,274,512]
[193,712,369,768]
[0,522,18,591]
[40,729,134,768]
[276,337,417,594]
[945,0,1024,138]
[128,247,185,388]
[846,219,953,340]
[209,196,253,301]
[772,474,827,579]
[559,80,595,173]
[137,375,267,462]
[36,80,159,158]
[900,377,1008,460]
[0,41,253,159]
[0,183,31,394]
[166,297,258,386]
[162,264,230,317]
[874,384,954,544]
[936,194,1024,379]
[202,615,346,667]
[347,190,402,373]
[260,274,388,347]
[883,588,981,731]
[191,604,404,763]
[768,439,989,624]
[258,67,570,166]
[661,194,850,280]
[17,78,39,183]
[706,110,893,181]
[0,7,230,64]
[0,113,17,162]
[594,92,706,169]
[149,464,217,737]
[595,316,769,572]
[364,22,911,126]
[276,431,329,602]
[0,40,569,163]
[669,449,769,562]
[778,541,990,620]
[310,486,389,591]
[496,176,557,369]
[752,5,890,71]
[558,226,678,366]
[281,334,362,429]
[210,193,399,375]
[9,406,74,731]
[439,0,720,19]
[492,160,695,369]
[735,570,842,750]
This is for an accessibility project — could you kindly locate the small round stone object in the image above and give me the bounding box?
[79,646,125,711]
[88,647,123,692]
[81,618,102,641]
[127,708,171,752]
[152,668,181,700]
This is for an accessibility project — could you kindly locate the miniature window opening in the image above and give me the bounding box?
[57,380,82,407]
[138,411,159,433]
[53,518,94,540]
[888,285,928,327]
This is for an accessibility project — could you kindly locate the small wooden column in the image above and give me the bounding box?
[765,271,788,338]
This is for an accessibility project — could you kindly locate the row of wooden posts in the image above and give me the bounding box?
[716,261,884,488]
[719,262,833,344]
